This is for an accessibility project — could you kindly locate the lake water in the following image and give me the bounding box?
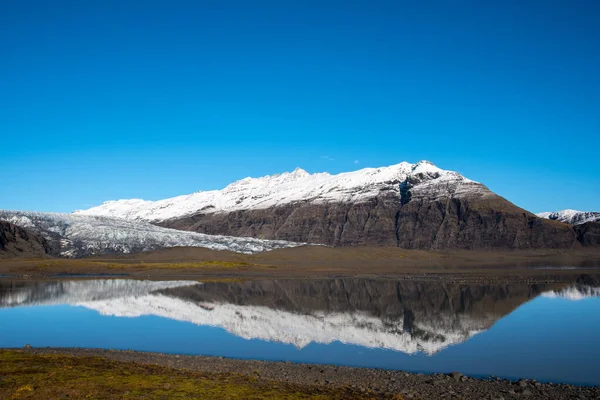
[1,278,599,386]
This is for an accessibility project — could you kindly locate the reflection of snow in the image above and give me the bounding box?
[541,286,600,301]
[0,279,198,307]
[82,294,484,355]
[1,279,486,355]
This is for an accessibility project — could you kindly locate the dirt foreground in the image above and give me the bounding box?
[1,348,598,400]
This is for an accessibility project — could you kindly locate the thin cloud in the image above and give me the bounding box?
[320,156,335,161]
[354,160,360,164]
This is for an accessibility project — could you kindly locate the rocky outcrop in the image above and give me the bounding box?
[574,222,600,246]
[395,190,578,250]
[0,220,50,258]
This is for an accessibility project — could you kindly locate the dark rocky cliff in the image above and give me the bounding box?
[160,189,580,250]
[0,220,50,258]
[574,222,600,246]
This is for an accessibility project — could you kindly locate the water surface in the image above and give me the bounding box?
[1,278,599,385]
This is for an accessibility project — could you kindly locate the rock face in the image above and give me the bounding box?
[162,193,579,249]
[574,222,600,246]
[0,220,50,258]
[76,161,584,250]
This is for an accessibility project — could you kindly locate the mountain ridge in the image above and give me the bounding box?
[73,160,583,250]
[75,160,481,223]
[537,210,600,225]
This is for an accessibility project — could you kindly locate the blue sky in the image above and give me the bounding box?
[1,0,598,213]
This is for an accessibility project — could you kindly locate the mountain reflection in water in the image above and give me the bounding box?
[2,278,597,355]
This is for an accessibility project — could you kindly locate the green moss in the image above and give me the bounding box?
[0,351,371,399]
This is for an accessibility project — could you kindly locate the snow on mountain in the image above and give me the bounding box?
[0,210,305,257]
[75,161,482,223]
[536,210,600,225]
[0,279,483,355]
[542,285,600,301]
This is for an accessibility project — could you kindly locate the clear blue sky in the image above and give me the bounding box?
[1,0,599,213]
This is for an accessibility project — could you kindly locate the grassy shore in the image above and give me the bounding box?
[0,350,367,400]
[1,246,599,280]
[3,348,599,400]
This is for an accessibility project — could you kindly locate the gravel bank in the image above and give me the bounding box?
[16,347,600,400]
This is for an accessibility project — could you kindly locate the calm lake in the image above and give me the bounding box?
[1,278,599,386]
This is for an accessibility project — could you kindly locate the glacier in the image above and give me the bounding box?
[0,210,306,257]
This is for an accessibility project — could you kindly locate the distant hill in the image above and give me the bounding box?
[537,210,600,225]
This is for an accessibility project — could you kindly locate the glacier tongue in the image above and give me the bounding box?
[0,210,306,257]
[74,160,480,223]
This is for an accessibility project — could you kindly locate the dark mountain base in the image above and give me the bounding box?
[160,194,582,250]
[574,221,600,246]
[0,221,50,259]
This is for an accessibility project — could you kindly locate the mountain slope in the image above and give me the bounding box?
[537,210,600,225]
[0,220,50,258]
[0,211,305,258]
[76,161,580,250]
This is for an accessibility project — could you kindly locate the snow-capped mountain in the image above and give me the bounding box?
[536,210,600,225]
[72,160,583,250]
[0,210,305,257]
[75,160,481,223]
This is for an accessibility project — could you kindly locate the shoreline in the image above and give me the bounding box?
[4,347,600,399]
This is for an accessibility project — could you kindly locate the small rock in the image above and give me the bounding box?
[517,379,528,387]
[23,344,32,349]
[449,372,464,382]
[521,389,532,396]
